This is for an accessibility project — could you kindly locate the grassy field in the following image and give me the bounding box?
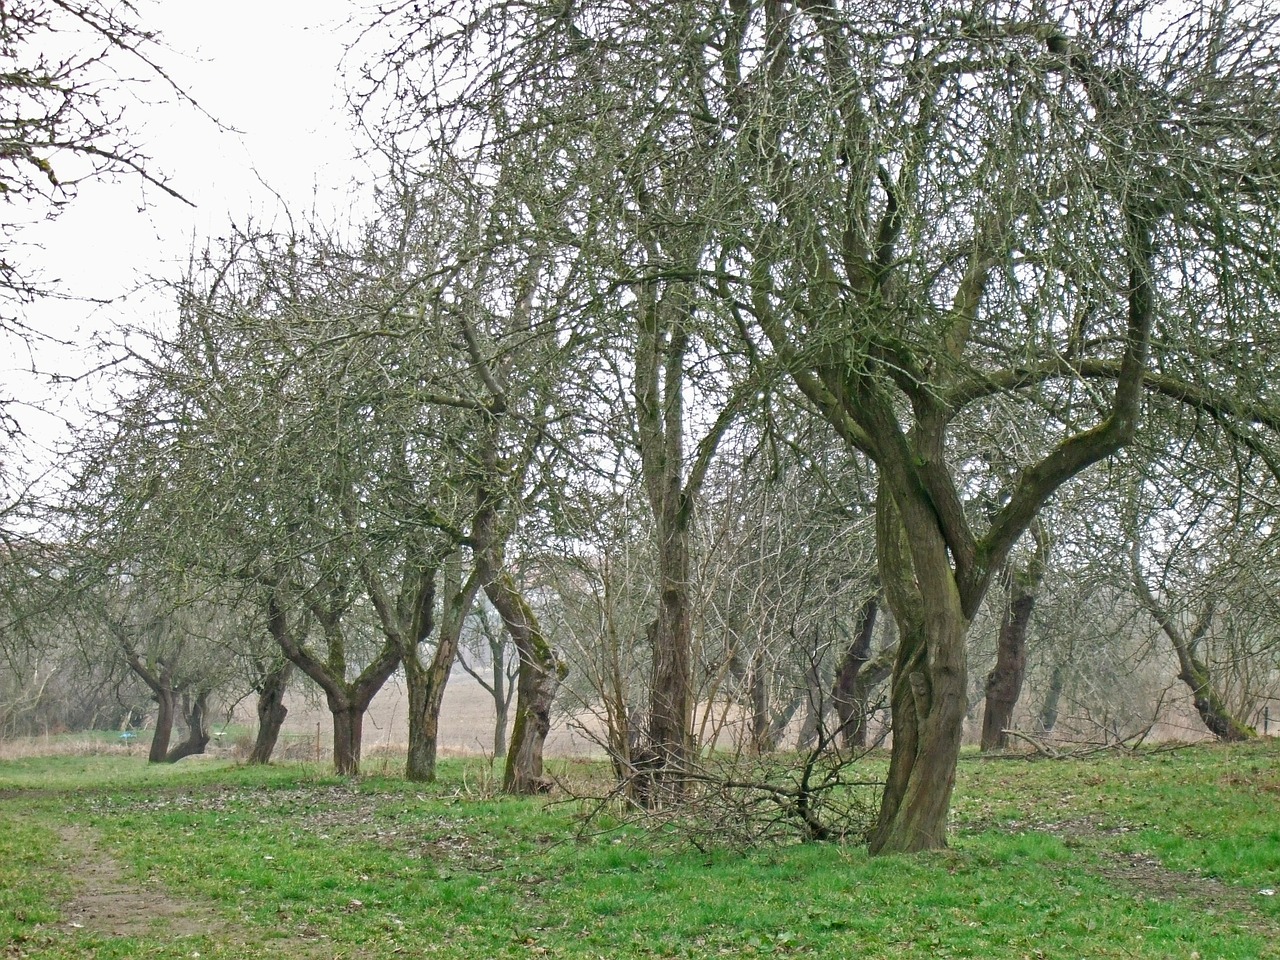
[1,739,1277,959]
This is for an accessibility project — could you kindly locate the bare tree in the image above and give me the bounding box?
[84,578,235,763]
[456,601,518,758]
[360,0,1280,853]
[1122,442,1268,742]
[77,227,405,777]
[1,1,189,298]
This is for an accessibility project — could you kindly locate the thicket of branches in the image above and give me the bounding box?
[2,0,1279,855]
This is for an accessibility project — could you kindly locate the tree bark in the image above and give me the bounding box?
[980,584,1034,751]
[149,685,176,763]
[832,594,880,748]
[379,562,442,784]
[868,486,970,855]
[494,697,509,758]
[1037,662,1067,734]
[644,477,695,781]
[870,608,969,853]
[330,698,365,776]
[485,568,566,795]
[165,688,212,762]
[980,532,1049,751]
[404,639,451,782]
[248,659,291,765]
[747,646,770,753]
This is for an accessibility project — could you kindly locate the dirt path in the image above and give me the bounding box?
[1022,816,1280,935]
[51,825,346,958]
[57,824,233,940]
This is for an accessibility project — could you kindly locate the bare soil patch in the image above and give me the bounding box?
[1008,815,1279,932]
[56,824,232,939]
[52,825,338,958]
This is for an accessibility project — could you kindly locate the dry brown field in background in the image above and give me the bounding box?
[262,673,605,761]
[1,666,1265,762]
[264,669,1240,763]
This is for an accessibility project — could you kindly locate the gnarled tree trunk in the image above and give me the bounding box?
[402,555,484,783]
[869,485,971,855]
[149,684,177,763]
[485,567,566,795]
[404,632,451,782]
[165,688,212,762]
[980,585,1034,751]
[267,591,400,777]
[248,659,292,765]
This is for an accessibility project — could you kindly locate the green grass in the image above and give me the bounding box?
[1,740,1277,958]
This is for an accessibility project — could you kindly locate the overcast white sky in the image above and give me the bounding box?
[9,1,380,456]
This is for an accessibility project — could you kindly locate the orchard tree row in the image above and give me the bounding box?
[3,0,1280,855]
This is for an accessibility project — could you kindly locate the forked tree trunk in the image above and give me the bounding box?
[457,609,516,758]
[796,632,826,750]
[841,640,897,749]
[248,660,291,765]
[363,545,483,783]
[870,489,971,855]
[404,560,483,783]
[742,655,809,755]
[267,593,400,777]
[165,689,212,762]
[504,652,561,794]
[797,699,820,751]
[404,640,453,782]
[395,563,453,784]
[765,694,805,750]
